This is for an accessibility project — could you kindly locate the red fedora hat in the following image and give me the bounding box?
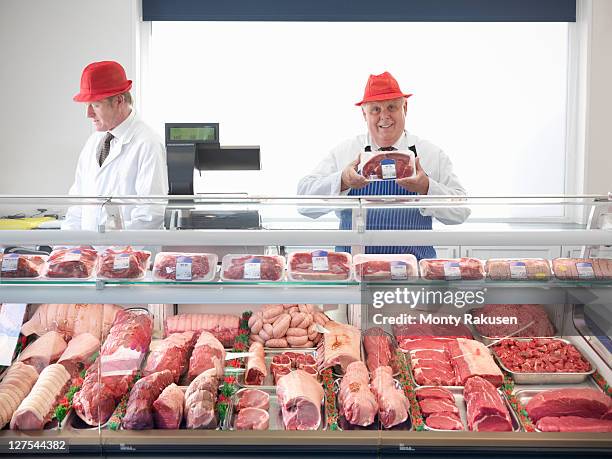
[355,71,412,106]
[73,61,132,102]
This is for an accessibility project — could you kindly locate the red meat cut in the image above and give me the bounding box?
[552,258,612,280]
[473,304,554,338]
[153,383,184,429]
[153,252,214,281]
[464,377,512,432]
[355,260,417,281]
[288,251,352,281]
[419,258,485,280]
[222,255,284,281]
[361,152,414,179]
[363,327,395,373]
[525,388,612,422]
[142,331,197,383]
[97,246,150,279]
[536,416,612,432]
[0,254,46,278]
[416,387,455,403]
[493,338,591,373]
[45,247,97,278]
[122,369,174,430]
[425,412,464,430]
[235,407,270,430]
[276,370,324,430]
[236,389,270,411]
[447,338,503,387]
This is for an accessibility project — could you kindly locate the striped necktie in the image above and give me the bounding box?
[98,132,114,166]
[378,146,397,151]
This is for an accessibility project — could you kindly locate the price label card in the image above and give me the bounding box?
[444,262,462,280]
[244,261,261,279]
[509,261,528,279]
[1,254,18,272]
[390,261,408,280]
[576,262,595,279]
[311,250,329,271]
[0,303,27,366]
[381,159,397,179]
[113,254,130,271]
[175,256,193,281]
[64,250,82,262]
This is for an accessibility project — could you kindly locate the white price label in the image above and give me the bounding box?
[381,161,397,179]
[509,262,528,279]
[312,256,329,271]
[1,255,18,272]
[390,262,408,280]
[443,262,461,280]
[113,254,130,271]
[175,260,193,281]
[576,262,595,279]
[64,250,82,262]
[244,262,261,279]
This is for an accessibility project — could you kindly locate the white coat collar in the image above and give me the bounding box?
[366,130,415,151]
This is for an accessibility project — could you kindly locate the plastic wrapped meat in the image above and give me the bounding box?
[353,254,418,282]
[97,246,150,280]
[153,252,217,281]
[221,255,285,282]
[0,254,47,279]
[485,258,551,280]
[44,247,97,279]
[288,251,352,281]
[361,151,415,180]
[142,331,197,383]
[552,258,612,280]
[419,258,485,280]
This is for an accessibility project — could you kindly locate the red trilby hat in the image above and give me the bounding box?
[73,61,132,102]
[355,71,412,106]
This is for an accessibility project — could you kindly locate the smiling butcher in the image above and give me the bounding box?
[297,71,470,259]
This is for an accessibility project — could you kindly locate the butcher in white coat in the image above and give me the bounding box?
[62,61,167,231]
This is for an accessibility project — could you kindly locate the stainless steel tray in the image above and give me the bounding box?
[490,338,596,384]
[237,348,317,390]
[417,386,521,432]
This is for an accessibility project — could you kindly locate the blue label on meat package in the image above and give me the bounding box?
[311,250,329,271]
[244,258,262,279]
[389,261,408,280]
[380,159,397,179]
[509,261,527,279]
[175,256,193,281]
[576,262,595,279]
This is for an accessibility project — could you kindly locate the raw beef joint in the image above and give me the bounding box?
[165,313,240,347]
[188,331,225,381]
[276,370,324,430]
[463,376,512,432]
[525,388,612,422]
[363,327,395,373]
[184,368,219,429]
[338,361,378,427]
[536,416,612,432]
[153,383,184,429]
[361,152,414,179]
[0,362,39,429]
[447,338,504,387]
[288,251,351,281]
[44,247,97,278]
[371,366,409,429]
[245,342,267,385]
[143,331,197,383]
[122,369,174,430]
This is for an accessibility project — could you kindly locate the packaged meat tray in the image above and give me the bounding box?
[287,251,352,282]
[491,338,595,384]
[419,258,485,281]
[96,246,151,280]
[360,151,416,180]
[0,253,47,279]
[44,247,98,279]
[485,258,551,281]
[221,254,285,282]
[353,254,418,282]
[552,258,612,280]
[152,252,218,282]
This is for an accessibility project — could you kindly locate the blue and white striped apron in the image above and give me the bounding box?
[336,176,436,260]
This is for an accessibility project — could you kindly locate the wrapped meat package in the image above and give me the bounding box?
[485,258,551,280]
[552,258,612,280]
[419,258,485,281]
[353,254,418,281]
[97,246,151,280]
[0,253,47,279]
[360,151,415,180]
[221,254,285,282]
[288,251,352,281]
[153,252,218,281]
[44,247,97,279]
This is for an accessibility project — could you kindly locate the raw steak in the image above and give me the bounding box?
[338,361,378,427]
[425,412,464,430]
[97,247,150,279]
[44,247,97,278]
[371,366,408,429]
[525,388,612,422]
[536,416,612,432]
[222,255,284,281]
[153,252,214,281]
[353,254,418,281]
[552,258,612,280]
[153,383,184,429]
[416,387,455,403]
[122,370,173,430]
[184,368,218,429]
[317,321,361,373]
[447,338,503,387]
[413,365,457,386]
[165,313,240,347]
[276,369,324,430]
[0,362,39,429]
[493,338,591,373]
[236,389,270,411]
[398,338,453,353]
[245,342,267,385]
[463,377,512,432]
[361,152,414,179]
[270,354,291,381]
[418,398,460,416]
[485,258,551,280]
[363,327,394,373]
[288,251,351,281]
[419,258,485,280]
[57,332,100,376]
[143,331,197,383]
[188,331,225,381]
[18,331,67,373]
[473,304,554,338]
[0,254,46,278]
[235,407,270,430]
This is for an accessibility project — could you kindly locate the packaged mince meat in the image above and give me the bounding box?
[419,258,485,281]
[552,258,612,280]
[360,151,415,180]
[485,258,551,281]
[221,254,285,282]
[0,253,47,279]
[353,254,418,282]
[96,246,151,280]
[287,251,352,281]
[153,252,218,281]
[44,247,98,279]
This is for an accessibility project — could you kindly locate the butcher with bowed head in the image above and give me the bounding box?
[297,71,470,259]
[62,60,167,231]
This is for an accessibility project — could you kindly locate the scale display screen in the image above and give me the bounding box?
[169,126,216,142]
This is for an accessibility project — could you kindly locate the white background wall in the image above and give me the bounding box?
[0,0,609,198]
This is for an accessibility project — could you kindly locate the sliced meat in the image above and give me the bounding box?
[426,412,464,430]
[526,388,612,422]
[418,398,460,416]
[235,407,270,430]
[537,416,612,432]
[416,387,455,403]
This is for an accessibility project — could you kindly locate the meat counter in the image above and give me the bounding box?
[0,194,611,457]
